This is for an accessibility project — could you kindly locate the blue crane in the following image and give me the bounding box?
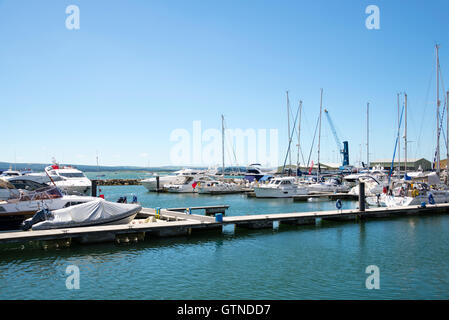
[323,109,349,168]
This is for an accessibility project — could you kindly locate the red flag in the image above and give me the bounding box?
[192,182,198,189]
[309,161,314,175]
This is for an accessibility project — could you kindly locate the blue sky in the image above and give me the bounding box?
[1,0,449,167]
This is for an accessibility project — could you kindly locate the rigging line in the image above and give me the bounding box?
[289,102,310,168]
[222,118,241,170]
[415,65,435,159]
[289,102,306,166]
[433,97,447,168]
[439,60,446,96]
[306,115,320,169]
[282,104,301,174]
[389,103,406,183]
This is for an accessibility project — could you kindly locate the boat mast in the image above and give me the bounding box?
[221,114,225,176]
[286,91,292,175]
[404,93,408,175]
[317,89,323,179]
[447,90,449,169]
[297,100,302,175]
[367,102,370,170]
[96,151,99,172]
[436,44,441,174]
[397,93,401,174]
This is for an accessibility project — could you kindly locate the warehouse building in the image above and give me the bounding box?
[370,158,432,171]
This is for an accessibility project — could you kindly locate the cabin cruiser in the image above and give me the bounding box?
[0,169,23,177]
[165,175,213,193]
[306,176,350,193]
[243,164,273,182]
[0,182,97,231]
[253,177,308,198]
[197,180,244,194]
[141,169,206,191]
[22,198,141,230]
[347,175,387,197]
[44,164,92,195]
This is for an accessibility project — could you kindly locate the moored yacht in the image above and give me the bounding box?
[44,163,92,195]
[306,176,350,193]
[0,183,97,231]
[197,180,244,194]
[165,175,212,193]
[141,169,205,191]
[253,176,308,198]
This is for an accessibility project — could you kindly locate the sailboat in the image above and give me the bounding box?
[367,46,449,207]
[254,93,308,198]
[96,152,106,178]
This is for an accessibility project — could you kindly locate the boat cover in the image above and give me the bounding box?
[31,199,141,230]
[427,172,440,186]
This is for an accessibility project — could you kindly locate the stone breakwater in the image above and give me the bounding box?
[95,179,142,186]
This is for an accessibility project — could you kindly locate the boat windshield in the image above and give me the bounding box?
[17,187,63,201]
[59,172,85,178]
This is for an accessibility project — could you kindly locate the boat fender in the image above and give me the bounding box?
[336,199,342,210]
[428,193,435,205]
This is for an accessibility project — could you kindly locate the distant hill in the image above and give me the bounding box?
[0,162,206,173]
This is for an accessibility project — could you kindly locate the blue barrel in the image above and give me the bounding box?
[215,213,223,222]
[421,202,426,208]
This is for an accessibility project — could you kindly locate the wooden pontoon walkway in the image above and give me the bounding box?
[1,203,449,246]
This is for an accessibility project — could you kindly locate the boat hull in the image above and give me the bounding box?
[253,187,307,198]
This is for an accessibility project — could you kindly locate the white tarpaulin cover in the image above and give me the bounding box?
[427,172,441,186]
[32,198,141,230]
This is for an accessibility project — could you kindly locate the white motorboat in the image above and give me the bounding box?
[306,176,350,193]
[22,198,141,230]
[165,175,212,193]
[253,177,308,198]
[45,163,92,195]
[347,175,387,197]
[141,169,205,191]
[197,180,244,194]
[0,183,97,230]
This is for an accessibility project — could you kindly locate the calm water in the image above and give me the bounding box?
[1,177,449,299]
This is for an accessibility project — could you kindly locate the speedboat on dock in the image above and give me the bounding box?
[0,181,97,231]
[22,198,141,230]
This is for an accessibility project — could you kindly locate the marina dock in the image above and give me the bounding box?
[1,203,449,248]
